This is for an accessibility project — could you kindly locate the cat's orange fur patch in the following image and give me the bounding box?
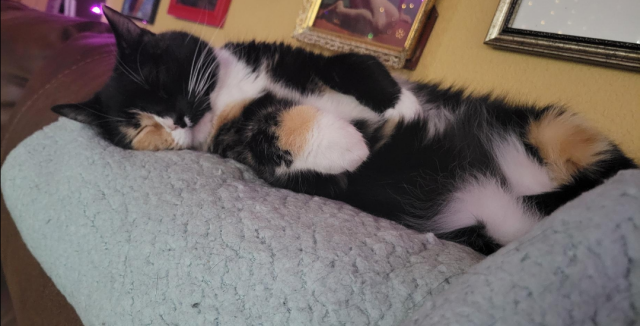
[131,126,175,151]
[375,117,399,149]
[213,101,249,134]
[122,112,175,151]
[528,108,613,184]
[204,100,251,149]
[277,105,318,157]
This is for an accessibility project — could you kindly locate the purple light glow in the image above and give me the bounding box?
[90,6,102,14]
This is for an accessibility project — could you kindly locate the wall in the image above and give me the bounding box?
[106,0,640,160]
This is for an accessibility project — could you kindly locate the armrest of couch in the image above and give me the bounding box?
[0,0,111,143]
[1,2,114,325]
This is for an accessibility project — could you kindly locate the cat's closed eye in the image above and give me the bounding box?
[121,112,193,151]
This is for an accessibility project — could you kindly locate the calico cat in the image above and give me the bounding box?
[52,7,637,255]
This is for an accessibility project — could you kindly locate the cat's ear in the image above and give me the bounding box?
[51,96,102,125]
[102,5,149,52]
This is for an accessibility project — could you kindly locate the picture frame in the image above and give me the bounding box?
[121,0,161,24]
[167,0,231,27]
[485,0,640,71]
[294,0,437,69]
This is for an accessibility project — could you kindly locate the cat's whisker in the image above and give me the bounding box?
[188,3,215,99]
[117,59,147,87]
[183,8,204,45]
[192,49,218,101]
[189,51,204,99]
[188,34,204,99]
[226,42,249,57]
[204,11,228,47]
[108,43,148,88]
[195,101,211,114]
[194,52,218,99]
[136,41,148,86]
[190,44,212,99]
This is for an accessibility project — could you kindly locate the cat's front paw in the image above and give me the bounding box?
[277,106,369,174]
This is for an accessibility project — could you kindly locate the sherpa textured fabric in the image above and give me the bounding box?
[1,118,483,326]
[401,169,640,326]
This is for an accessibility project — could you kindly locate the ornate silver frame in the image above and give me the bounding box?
[485,0,640,71]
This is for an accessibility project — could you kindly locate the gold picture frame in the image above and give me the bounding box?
[485,0,640,71]
[294,0,436,69]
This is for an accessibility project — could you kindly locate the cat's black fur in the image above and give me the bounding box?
[53,7,637,255]
[53,7,217,148]
[213,82,636,257]
[207,42,638,255]
[224,41,401,112]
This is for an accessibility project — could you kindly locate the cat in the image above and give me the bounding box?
[52,7,637,255]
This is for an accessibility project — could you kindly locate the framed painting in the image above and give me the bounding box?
[294,0,437,68]
[167,0,231,27]
[121,0,161,24]
[485,0,640,71]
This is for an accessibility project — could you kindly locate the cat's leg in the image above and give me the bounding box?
[321,53,424,122]
[436,224,501,256]
[319,53,401,114]
[523,151,637,216]
[210,100,368,196]
[274,105,369,175]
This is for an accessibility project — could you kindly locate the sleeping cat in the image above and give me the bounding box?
[52,7,637,255]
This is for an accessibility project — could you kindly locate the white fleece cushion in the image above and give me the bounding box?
[1,118,482,326]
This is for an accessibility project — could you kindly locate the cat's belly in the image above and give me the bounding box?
[301,91,380,123]
[272,85,424,124]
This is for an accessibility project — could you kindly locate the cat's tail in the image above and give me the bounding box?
[524,107,637,215]
[436,223,501,256]
[428,177,540,256]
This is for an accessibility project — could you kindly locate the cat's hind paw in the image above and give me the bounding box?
[277,106,369,175]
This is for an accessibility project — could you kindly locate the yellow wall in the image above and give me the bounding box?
[106,0,640,159]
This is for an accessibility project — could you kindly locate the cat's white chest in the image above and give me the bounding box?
[209,48,268,115]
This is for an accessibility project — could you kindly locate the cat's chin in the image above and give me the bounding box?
[170,128,194,149]
[191,110,214,150]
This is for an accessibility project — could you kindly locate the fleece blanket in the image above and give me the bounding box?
[1,119,483,326]
[402,169,640,326]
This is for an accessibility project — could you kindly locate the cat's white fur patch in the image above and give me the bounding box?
[154,116,176,131]
[424,108,454,139]
[171,128,193,149]
[383,88,422,121]
[287,111,369,174]
[268,82,381,123]
[435,177,539,245]
[494,135,556,196]
[303,91,381,123]
[184,117,193,128]
[210,48,268,116]
[192,48,269,149]
[192,110,214,149]
[152,114,194,148]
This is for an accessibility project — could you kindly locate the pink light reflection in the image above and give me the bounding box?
[90,6,102,14]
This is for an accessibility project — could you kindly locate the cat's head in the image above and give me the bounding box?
[52,6,217,150]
